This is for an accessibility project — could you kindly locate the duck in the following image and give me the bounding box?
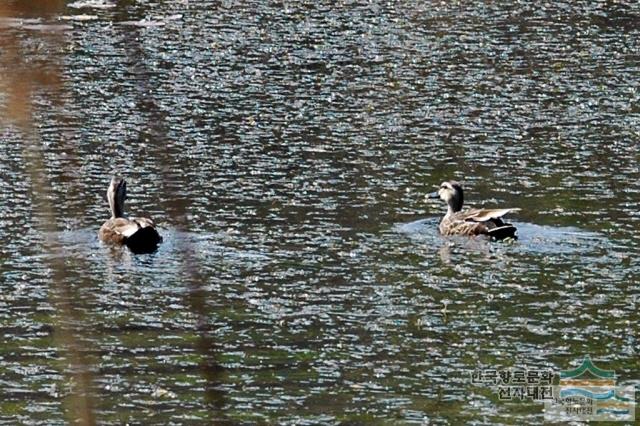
[428,180,519,240]
[98,177,162,253]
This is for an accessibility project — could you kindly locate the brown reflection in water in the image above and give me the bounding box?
[113,3,227,418]
[0,7,62,125]
[0,1,65,18]
[0,2,96,426]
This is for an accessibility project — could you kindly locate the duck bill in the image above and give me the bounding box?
[427,191,440,199]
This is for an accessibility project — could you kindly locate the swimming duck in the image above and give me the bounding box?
[98,177,162,253]
[428,180,519,240]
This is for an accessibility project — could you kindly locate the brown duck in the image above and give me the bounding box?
[98,177,162,253]
[428,180,519,240]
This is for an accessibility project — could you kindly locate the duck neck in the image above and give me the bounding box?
[108,191,124,218]
[447,192,463,214]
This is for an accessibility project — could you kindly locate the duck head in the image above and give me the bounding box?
[107,177,127,218]
[428,180,464,213]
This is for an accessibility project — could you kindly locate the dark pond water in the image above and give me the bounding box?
[1,1,639,424]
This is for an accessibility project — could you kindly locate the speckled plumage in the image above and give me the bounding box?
[428,181,519,240]
[98,177,162,253]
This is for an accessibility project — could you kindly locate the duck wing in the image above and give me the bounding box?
[98,217,136,243]
[99,217,157,240]
[462,208,519,240]
[114,218,144,238]
[461,208,520,222]
[130,217,156,229]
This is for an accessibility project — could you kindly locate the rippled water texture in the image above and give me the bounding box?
[1,1,639,424]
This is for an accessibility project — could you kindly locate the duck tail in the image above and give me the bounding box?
[487,225,517,240]
[125,227,162,253]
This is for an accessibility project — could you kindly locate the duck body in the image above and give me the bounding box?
[438,207,519,239]
[98,177,162,253]
[99,216,162,253]
[429,181,519,240]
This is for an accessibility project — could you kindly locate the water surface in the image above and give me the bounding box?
[1,1,639,424]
